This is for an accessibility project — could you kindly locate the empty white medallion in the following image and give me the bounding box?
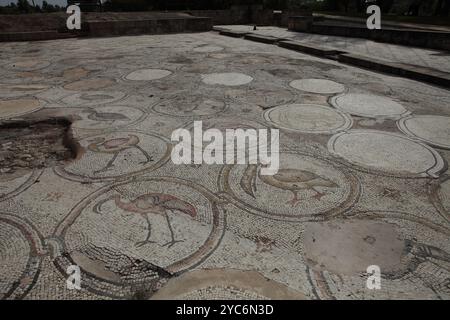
[331,93,410,119]
[289,79,345,95]
[125,69,172,81]
[397,115,450,150]
[201,73,253,86]
[264,104,353,134]
[328,130,445,177]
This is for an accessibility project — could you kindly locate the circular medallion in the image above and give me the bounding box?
[0,97,43,119]
[52,177,225,298]
[331,93,410,119]
[63,78,115,91]
[0,83,49,98]
[125,69,172,81]
[201,73,253,86]
[0,214,44,299]
[73,106,146,131]
[393,86,450,104]
[59,91,126,107]
[220,151,360,222]
[152,95,227,118]
[328,130,445,177]
[152,269,305,300]
[226,87,297,109]
[397,115,450,150]
[4,59,50,71]
[182,118,276,162]
[289,79,345,95]
[264,104,353,134]
[0,169,43,202]
[54,131,171,182]
[430,176,450,221]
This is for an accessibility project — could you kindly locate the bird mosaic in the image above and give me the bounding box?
[240,164,338,206]
[93,192,197,248]
[87,135,153,174]
[81,108,130,126]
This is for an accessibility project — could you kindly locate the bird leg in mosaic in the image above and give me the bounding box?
[311,188,327,201]
[286,190,301,207]
[94,152,119,174]
[135,214,157,247]
[133,145,154,165]
[160,210,184,248]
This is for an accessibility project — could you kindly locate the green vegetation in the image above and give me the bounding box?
[0,0,448,17]
[0,0,64,13]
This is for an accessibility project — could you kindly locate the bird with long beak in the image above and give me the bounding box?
[94,193,197,248]
[87,135,153,174]
[240,164,338,207]
[81,108,130,126]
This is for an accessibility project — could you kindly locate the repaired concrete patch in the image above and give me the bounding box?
[397,115,450,150]
[264,104,353,134]
[303,220,405,275]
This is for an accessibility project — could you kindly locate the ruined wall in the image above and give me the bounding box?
[185,6,311,26]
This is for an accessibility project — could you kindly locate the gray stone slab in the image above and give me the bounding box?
[278,40,344,57]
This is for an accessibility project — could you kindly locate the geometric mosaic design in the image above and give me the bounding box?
[1,32,449,300]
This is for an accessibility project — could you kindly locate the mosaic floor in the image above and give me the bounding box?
[0,32,449,300]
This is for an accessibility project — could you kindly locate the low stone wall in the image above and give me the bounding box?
[0,31,77,42]
[86,17,212,37]
[311,23,450,51]
[185,9,311,26]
